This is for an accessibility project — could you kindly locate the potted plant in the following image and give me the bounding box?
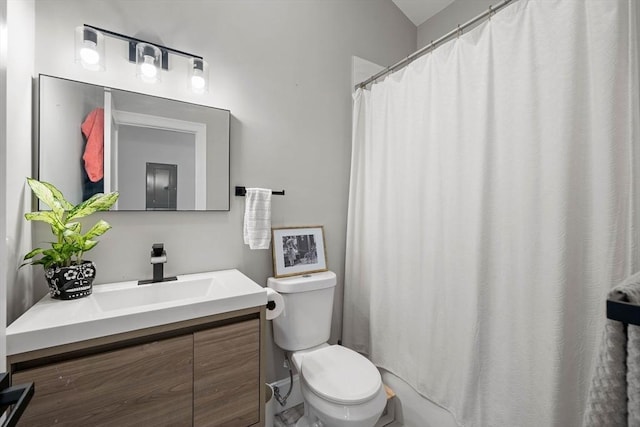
[21,178,119,300]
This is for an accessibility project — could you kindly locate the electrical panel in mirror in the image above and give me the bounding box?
[37,75,230,211]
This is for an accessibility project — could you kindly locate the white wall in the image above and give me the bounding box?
[39,76,103,205]
[117,126,196,210]
[6,0,34,330]
[0,0,7,371]
[20,0,416,382]
[417,0,494,49]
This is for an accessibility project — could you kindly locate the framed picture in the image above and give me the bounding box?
[272,226,328,278]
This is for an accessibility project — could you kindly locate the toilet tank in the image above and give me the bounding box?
[267,271,336,351]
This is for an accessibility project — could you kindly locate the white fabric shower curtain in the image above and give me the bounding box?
[344,1,639,426]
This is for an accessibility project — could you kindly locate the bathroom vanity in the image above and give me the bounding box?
[6,269,267,426]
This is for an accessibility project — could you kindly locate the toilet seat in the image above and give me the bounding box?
[300,345,381,405]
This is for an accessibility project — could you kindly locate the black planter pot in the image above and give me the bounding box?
[45,261,96,300]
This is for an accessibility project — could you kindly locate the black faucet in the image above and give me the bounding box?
[151,243,166,282]
[138,243,177,285]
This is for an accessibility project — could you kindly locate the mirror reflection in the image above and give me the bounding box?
[37,75,230,211]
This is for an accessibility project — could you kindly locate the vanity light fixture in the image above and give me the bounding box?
[189,57,209,93]
[75,26,105,71]
[75,24,209,92]
[136,42,162,83]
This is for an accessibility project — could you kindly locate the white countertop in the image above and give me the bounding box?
[7,269,267,356]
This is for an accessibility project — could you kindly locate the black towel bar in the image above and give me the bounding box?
[0,373,34,427]
[607,292,640,326]
[235,186,285,197]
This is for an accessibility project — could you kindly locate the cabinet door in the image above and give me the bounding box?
[194,319,260,426]
[12,334,193,427]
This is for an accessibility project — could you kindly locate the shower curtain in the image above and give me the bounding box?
[344,1,639,426]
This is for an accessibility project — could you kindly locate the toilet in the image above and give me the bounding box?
[268,271,386,427]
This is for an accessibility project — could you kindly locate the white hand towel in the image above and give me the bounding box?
[243,188,272,250]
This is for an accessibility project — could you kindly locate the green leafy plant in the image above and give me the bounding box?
[21,178,119,269]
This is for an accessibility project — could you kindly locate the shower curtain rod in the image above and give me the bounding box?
[355,0,515,90]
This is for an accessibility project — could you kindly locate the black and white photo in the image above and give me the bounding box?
[272,226,327,277]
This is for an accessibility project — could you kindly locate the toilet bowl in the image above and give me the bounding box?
[268,272,386,427]
[292,344,387,427]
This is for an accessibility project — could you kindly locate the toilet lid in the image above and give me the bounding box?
[301,345,381,405]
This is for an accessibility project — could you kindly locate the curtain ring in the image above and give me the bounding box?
[430,40,435,54]
[457,24,462,38]
[488,5,493,20]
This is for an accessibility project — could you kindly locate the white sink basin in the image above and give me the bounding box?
[94,277,219,312]
[7,269,267,356]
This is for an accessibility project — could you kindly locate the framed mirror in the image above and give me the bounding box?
[37,75,230,211]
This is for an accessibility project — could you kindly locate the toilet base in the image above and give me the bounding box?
[295,415,319,427]
[299,380,387,427]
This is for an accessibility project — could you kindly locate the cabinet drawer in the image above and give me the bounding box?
[13,334,193,427]
[194,318,260,426]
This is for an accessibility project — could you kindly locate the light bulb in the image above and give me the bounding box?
[75,26,104,71]
[191,74,205,90]
[80,43,100,65]
[140,55,157,78]
[189,58,208,93]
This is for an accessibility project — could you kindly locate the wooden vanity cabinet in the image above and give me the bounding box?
[8,307,266,427]
[12,335,193,426]
[195,318,260,426]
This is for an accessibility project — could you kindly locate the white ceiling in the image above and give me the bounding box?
[392,0,456,27]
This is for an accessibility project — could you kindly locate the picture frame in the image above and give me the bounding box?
[272,226,328,278]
